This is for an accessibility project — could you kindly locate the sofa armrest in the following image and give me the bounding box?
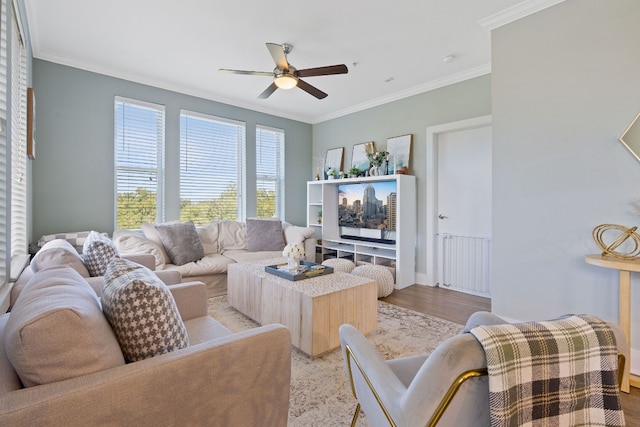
[122,253,156,270]
[282,224,317,262]
[169,281,208,320]
[0,324,292,426]
[154,269,182,285]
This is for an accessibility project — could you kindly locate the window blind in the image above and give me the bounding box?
[256,125,284,218]
[180,110,246,225]
[114,97,165,229]
[0,0,9,285]
[10,7,26,262]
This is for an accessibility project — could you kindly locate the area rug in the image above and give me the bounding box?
[207,296,463,426]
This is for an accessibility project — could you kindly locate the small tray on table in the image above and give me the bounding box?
[265,260,334,281]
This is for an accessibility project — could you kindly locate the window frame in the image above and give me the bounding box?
[255,124,285,219]
[113,96,166,229]
[179,109,246,224]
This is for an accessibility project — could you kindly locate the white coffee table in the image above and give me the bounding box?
[228,258,378,357]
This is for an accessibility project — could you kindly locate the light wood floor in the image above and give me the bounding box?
[381,285,640,426]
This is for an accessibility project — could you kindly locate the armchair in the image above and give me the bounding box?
[339,311,627,427]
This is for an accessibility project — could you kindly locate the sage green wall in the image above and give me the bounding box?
[312,75,492,280]
[31,59,312,238]
[491,0,640,354]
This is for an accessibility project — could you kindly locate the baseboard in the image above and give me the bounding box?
[632,348,640,376]
[414,272,430,286]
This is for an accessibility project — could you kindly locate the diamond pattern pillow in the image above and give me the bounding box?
[102,257,188,363]
[83,231,119,277]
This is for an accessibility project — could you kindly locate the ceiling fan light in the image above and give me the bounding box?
[274,74,298,89]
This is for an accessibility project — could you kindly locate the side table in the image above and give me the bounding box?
[585,254,640,392]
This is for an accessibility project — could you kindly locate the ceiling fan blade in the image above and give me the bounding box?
[258,82,278,99]
[297,64,348,78]
[296,79,328,99]
[266,43,289,71]
[219,69,273,77]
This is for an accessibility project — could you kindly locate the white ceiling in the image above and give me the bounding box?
[24,0,560,124]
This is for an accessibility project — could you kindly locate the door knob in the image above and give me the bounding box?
[438,214,448,219]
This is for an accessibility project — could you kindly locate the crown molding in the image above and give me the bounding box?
[311,64,491,124]
[33,51,313,123]
[478,0,566,32]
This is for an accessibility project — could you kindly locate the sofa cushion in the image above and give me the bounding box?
[4,267,125,387]
[141,221,175,264]
[164,253,236,276]
[222,250,284,263]
[102,258,189,362]
[113,229,167,267]
[217,220,247,251]
[283,223,316,245]
[30,239,90,277]
[83,231,120,277]
[198,222,220,255]
[0,314,22,393]
[246,219,285,252]
[155,221,205,266]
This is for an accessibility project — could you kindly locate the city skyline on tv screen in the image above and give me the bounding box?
[338,181,397,231]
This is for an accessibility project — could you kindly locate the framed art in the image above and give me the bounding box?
[27,87,35,159]
[351,141,374,174]
[324,147,344,178]
[387,134,412,174]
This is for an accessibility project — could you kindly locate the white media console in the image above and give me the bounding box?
[307,175,416,289]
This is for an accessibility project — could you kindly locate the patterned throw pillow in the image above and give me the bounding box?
[83,231,120,277]
[102,257,189,363]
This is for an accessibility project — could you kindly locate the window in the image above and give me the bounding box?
[114,97,165,229]
[256,125,284,218]
[10,6,27,273]
[179,110,246,225]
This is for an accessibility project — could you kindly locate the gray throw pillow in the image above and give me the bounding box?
[246,218,285,252]
[154,221,204,266]
[102,258,189,363]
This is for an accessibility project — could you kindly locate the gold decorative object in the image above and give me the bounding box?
[592,223,640,260]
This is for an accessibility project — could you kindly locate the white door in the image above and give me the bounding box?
[426,117,492,296]
[437,126,492,238]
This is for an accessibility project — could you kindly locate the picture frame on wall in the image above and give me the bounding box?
[387,134,412,174]
[27,87,35,159]
[351,141,374,175]
[324,147,344,179]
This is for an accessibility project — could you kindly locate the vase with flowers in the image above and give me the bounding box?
[282,242,305,271]
[366,150,389,176]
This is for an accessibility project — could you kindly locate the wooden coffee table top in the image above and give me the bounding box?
[230,257,374,297]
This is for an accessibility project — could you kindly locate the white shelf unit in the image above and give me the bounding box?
[306,175,416,289]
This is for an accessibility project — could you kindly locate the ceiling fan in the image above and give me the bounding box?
[219,43,348,100]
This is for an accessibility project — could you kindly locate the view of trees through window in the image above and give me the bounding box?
[115,98,165,230]
[116,104,284,229]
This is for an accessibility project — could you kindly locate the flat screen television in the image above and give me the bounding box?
[338,181,397,244]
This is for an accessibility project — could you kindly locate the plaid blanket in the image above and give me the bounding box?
[470,315,625,427]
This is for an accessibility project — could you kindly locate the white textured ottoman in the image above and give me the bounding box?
[322,258,356,273]
[351,264,395,298]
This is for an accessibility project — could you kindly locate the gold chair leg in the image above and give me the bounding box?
[350,403,361,427]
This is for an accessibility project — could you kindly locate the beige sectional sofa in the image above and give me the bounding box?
[113,219,316,296]
[0,264,292,426]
